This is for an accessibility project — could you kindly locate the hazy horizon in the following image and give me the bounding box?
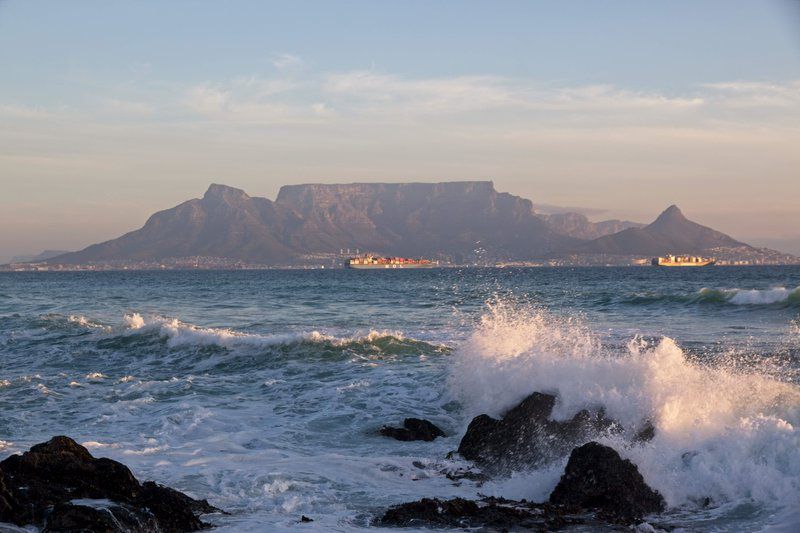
[2,0,799,262]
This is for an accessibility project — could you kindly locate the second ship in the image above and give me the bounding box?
[345,255,439,269]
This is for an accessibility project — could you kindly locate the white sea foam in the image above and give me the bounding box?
[68,314,110,330]
[121,312,426,353]
[728,286,800,305]
[123,312,328,348]
[449,301,800,514]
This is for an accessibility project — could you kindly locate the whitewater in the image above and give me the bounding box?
[1,266,799,531]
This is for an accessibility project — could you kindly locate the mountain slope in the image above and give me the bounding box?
[575,205,748,255]
[51,185,299,264]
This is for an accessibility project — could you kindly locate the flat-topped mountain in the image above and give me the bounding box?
[50,182,582,264]
[574,204,748,255]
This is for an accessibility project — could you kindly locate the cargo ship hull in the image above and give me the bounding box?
[344,255,439,269]
[651,255,716,267]
[346,263,437,269]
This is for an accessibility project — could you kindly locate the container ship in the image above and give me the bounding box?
[345,255,439,269]
[651,254,716,267]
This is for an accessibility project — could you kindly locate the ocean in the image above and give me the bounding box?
[1,267,799,531]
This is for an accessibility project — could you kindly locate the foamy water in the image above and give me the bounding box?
[1,267,798,531]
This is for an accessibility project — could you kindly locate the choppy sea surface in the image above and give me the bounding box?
[1,267,799,532]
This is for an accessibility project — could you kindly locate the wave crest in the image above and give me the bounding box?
[120,313,444,357]
[698,286,800,306]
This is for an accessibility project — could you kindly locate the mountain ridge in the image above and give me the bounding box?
[41,182,789,265]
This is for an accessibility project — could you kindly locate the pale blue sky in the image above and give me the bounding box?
[1,0,799,260]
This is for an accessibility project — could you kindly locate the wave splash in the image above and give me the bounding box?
[448,301,800,517]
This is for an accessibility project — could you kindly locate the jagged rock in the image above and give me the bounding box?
[379,418,446,442]
[0,436,220,531]
[549,441,665,523]
[457,392,618,472]
[376,496,584,530]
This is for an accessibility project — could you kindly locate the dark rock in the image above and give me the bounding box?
[633,420,656,443]
[549,441,665,523]
[137,482,211,531]
[379,418,446,442]
[0,436,221,531]
[43,502,159,532]
[457,392,619,472]
[0,468,22,524]
[376,496,584,530]
[300,515,313,522]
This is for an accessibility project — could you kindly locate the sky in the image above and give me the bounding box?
[1,0,799,261]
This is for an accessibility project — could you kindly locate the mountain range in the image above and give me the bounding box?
[42,182,788,265]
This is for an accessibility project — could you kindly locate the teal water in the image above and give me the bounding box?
[1,267,799,531]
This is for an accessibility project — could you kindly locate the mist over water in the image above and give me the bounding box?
[1,266,799,531]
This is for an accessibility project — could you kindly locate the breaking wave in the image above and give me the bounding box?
[123,313,328,348]
[106,313,450,359]
[623,286,800,307]
[697,286,800,306]
[448,301,800,519]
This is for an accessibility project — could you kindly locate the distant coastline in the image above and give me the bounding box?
[5,182,798,269]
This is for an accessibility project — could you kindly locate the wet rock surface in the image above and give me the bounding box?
[549,441,665,523]
[376,496,586,530]
[457,392,619,472]
[0,436,221,531]
[376,394,667,530]
[43,502,160,533]
[379,418,446,442]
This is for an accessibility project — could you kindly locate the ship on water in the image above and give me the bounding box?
[345,255,439,269]
[651,254,716,267]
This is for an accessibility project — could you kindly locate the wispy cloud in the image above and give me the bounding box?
[271,53,304,70]
[702,80,800,108]
[0,103,54,119]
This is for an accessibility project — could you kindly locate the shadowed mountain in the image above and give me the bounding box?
[49,182,581,264]
[574,205,748,255]
[50,185,300,264]
[542,212,643,240]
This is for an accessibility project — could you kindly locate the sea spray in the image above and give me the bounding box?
[449,300,800,514]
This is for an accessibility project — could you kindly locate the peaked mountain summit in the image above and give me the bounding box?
[575,204,747,255]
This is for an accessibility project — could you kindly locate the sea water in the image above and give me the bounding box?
[0,267,798,531]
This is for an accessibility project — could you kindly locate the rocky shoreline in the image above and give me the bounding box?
[377,391,667,530]
[0,392,668,531]
[0,436,223,532]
